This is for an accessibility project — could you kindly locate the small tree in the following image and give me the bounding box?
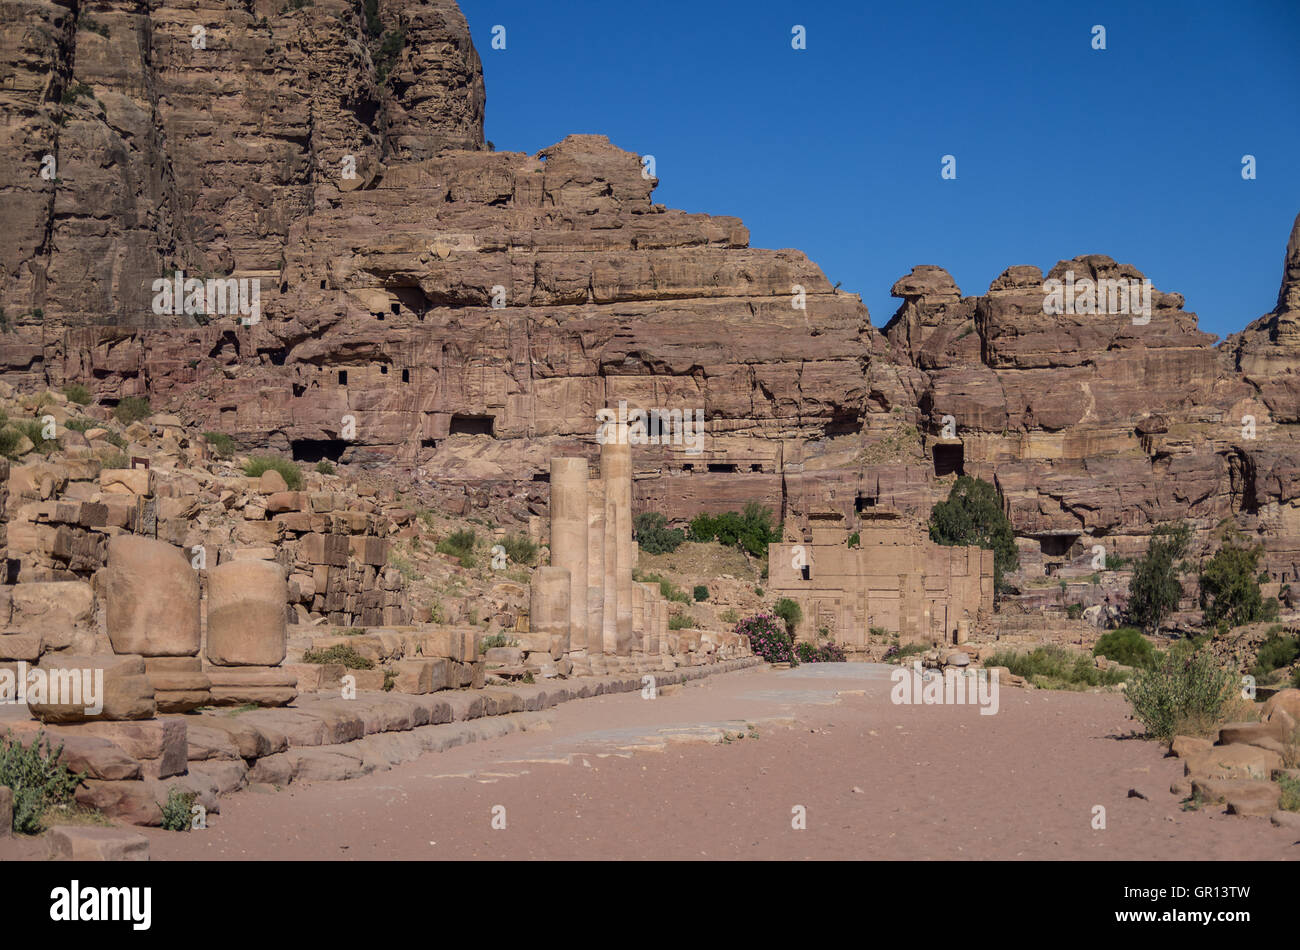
[1092,627,1155,668]
[112,395,151,425]
[774,597,802,636]
[633,512,685,555]
[1126,523,1190,635]
[928,475,1019,590]
[1199,538,1278,628]
[1126,649,1235,741]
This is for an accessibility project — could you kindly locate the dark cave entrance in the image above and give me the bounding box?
[933,442,964,477]
[291,439,348,463]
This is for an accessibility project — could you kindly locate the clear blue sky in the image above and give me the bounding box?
[462,0,1300,339]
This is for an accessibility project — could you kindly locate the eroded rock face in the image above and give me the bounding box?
[0,0,483,336]
[883,245,1300,586]
[1,0,1298,595]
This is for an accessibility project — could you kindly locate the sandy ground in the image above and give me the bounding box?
[4,663,1298,860]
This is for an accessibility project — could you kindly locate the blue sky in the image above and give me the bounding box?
[463,1,1300,339]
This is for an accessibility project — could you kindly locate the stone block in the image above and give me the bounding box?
[103,535,201,657]
[27,654,156,723]
[99,468,154,495]
[206,559,288,666]
[47,826,150,861]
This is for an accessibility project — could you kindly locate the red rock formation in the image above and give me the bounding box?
[1,0,1298,591]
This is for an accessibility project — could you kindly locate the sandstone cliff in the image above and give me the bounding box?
[2,0,1298,595]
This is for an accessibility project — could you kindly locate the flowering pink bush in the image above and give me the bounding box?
[736,612,796,664]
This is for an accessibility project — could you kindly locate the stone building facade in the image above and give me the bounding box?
[767,509,993,649]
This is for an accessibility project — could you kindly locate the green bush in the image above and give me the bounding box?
[928,475,1019,591]
[1126,523,1191,634]
[1126,650,1235,741]
[885,642,928,663]
[12,418,59,455]
[160,787,197,832]
[0,428,24,459]
[101,451,131,470]
[633,512,685,555]
[478,633,519,653]
[634,570,690,603]
[985,645,1127,690]
[692,585,709,602]
[243,455,303,490]
[0,731,85,835]
[687,503,779,557]
[62,383,91,404]
[1066,602,1083,620]
[112,396,152,425]
[1092,628,1156,668]
[501,533,538,566]
[436,528,477,567]
[774,597,802,635]
[203,431,235,458]
[1200,539,1280,628]
[315,459,335,475]
[847,531,860,548]
[1279,773,1300,813]
[63,417,95,433]
[1253,632,1300,678]
[668,613,692,630]
[301,644,375,669]
[796,640,847,663]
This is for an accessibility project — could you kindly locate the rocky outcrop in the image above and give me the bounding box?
[2,0,1299,596]
[0,0,482,337]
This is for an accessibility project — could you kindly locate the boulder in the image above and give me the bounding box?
[258,469,289,493]
[74,780,163,827]
[1170,735,1213,758]
[47,826,150,861]
[1263,688,1300,728]
[1183,743,1283,781]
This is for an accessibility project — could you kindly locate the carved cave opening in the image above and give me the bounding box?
[450,414,495,437]
[933,442,964,477]
[291,439,348,463]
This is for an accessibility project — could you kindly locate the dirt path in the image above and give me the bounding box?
[82,663,1294,860]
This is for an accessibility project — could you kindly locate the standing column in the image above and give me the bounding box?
[601,422,634,656]
[639,582,660,654]
[550,458,588,658]
[586,477,607,673]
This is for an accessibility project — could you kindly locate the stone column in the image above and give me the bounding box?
[600,422,634,655]
[632,582,646,655]
[104,535,201,657]
[205,558,296,706]
[639,582,660,654]
[658,593,668,657]
[530,566,571,658]
[206,560,287,667]
[550,458,588,657]
[586,477,607,672]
